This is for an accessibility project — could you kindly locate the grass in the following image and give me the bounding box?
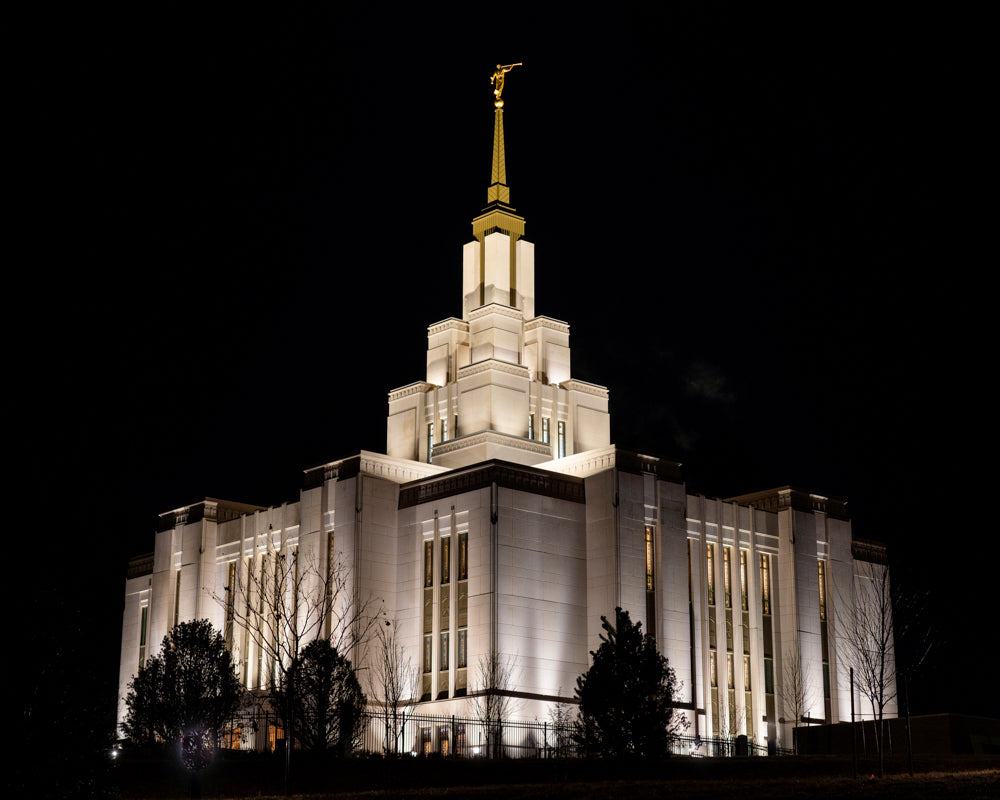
[105,751,999,800]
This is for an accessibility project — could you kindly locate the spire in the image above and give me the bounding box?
[473,63,525,245]
[485,63,520,207]
[487,106,510,205]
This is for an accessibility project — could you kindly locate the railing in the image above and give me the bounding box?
[217,707,788,758]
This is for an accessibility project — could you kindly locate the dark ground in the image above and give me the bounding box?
[96,751,999,800]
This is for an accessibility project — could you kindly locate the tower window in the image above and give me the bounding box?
[818,560,827,620]
[424,540,433,588]
[723,547,733,609]
[441,536,450,585]
[458,532,468,580]
[557,420,566,458]
[645,526,655,591]
[760,554,771,615]
[706,544,715,606]
[542,417,550,444]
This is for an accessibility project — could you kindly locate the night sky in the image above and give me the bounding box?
[14,2,992,751]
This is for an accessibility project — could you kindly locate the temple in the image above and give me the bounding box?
[117,72,895,752]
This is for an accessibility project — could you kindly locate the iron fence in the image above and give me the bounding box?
[216,706,787,758]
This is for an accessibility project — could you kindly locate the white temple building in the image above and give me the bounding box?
[117,78,896,752]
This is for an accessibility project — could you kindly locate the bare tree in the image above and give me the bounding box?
[368,615,416,755]
[213,544,378,786]
[837,559,896,777]
[471,651,518,758]
[547,693,576,757]
[779,649,810,753]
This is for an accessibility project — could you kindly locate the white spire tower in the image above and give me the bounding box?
[387,65,610,468]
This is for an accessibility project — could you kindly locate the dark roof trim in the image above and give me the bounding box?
[399,460,586,509]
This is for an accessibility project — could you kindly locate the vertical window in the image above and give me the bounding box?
[423,635,432,674]
[727,652,735,689]
[542,417,550,444]
[441,536,450,585]
[645,526,655,591]
[138,605,148,668]
[817,560,827,621]
[325,530,336,638]
[760,553,771,614]
[739,550,748,611]
[710,650,718,687]
[723,547,733,609]
[458,532,468,580]
[557,420,566,458]
[427,422,434,462]
[457,629,468,668]
[173,568,181,627]
[424,540,433,588]
[706,544,716,606]
[440,631,449,671]
[528,414,535,440]
[440,417,448,442]
[744,653,751,691]
[225,561,236,651]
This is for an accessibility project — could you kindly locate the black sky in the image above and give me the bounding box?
[14,3,993,735]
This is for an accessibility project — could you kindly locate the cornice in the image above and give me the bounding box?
[457,359,530,381]
[468,303,525,323]
[560,379,610,398]
[388,381,435,402]
[524,315,570,334]
[432,430,552,459]
[303,451,447,489]
[427,318,469,336]
[399,458,585,509]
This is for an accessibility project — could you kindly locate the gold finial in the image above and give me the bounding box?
[491,62,522,107]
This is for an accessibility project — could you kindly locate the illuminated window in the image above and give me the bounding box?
[528,414,535,440]
[174,568,181,627]
[458,532,468,580]
[817,560,827,620]
[427,422,434,462]
[423,635,432,674]
[645,526,655,591]
[739,550,748,611]
[138,605,148,668]
[760,553,771,615]
[727,652,735,689]
[325,530,336,638]
[440,631,449,671]
[710,650,718,687]
[441,536,450,585]
[557,420,566,458]
[225,562,236,651]
[424,540,433,588]
[706,544,716,606]
[421,727,432,756]
[440,417,448,442]
[542,417,550,444]
[723,547,733,609]
[458,628,467,668]
[744,654,751,691]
